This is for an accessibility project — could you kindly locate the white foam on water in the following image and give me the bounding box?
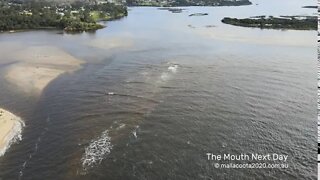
[159,64,179,82]
[168,64,178,73]
[19,116,50,180]
[81,130,113,170]
[132,125,139,139]
[132,131,137,139]
[19,134,41,179]
[116,123,126,130]
[105,90,115,95]
[160,72,170,81]
[0,118,25,157]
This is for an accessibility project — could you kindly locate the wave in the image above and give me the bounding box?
[132,125,139,139]
[159,64,179,82]
[160,72,170,81]
[116,123,126,130]
[168,64,178,73]
[106,91,115,95]
[81,130,113,170]
[0,116,25,157]
[19,116,50,180]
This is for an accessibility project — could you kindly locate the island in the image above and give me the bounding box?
[221,16,317,30]
[302,6,317,9]
[0,0,128,32]
[158,7,185,13]
[128,0,251,7]
[189,13,208,16]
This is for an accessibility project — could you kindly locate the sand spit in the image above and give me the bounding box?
[4,46,83,95]
[0,108,25,157]
[5,63,65,94]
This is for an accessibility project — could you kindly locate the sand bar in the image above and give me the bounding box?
[4,45,83,95]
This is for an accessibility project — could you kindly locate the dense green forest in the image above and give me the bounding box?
[126,0,251,7]
[0,0,127,32]
[221,16,317,30]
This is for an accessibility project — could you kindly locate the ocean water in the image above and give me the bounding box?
[0,0,317,179]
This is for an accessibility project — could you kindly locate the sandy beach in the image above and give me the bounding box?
[0,108,24,157]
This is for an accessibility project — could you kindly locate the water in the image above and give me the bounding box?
[0,0,317,179]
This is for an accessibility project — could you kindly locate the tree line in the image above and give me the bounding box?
[221,16,317,30]
[0,0,127,32]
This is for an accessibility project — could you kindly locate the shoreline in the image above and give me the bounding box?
[0,108,25,157]
[0,15,127,34]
